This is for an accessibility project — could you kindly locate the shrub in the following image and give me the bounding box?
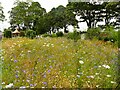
[110,31,118,43]
[4,30,12,38]
[20,31,25,37]
[50,33,57,38]
[42,33,50,37]
[105,25,114,32]
[67,30,81,42]
[26,30,36,39]
[56,31,64,37]
[87,27,101,39]
[99,31,110,41]
[99,26,118,43]
[104,25,118,43]
[118,30,120,48]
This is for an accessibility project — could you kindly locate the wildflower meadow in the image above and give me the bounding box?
[1,37,118,88]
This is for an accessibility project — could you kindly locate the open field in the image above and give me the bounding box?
[1,37,118,88]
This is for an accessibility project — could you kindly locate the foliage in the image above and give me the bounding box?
[46,5,78,33]
[2,37,118,88]
[56,31,64,37]
[20,31,25,37]
[67,2,103,28]
[27,2,46,30]
[42,32,64,38]
[0,2,5,21]
[105,2,120,26]
[67,28,81,42]
[8,1,120,34]
[35,14,50,35]
[50,33,57,38]
[42,33,50,37]
[3,30,12,38]
[87,27,101,39]
[99,31,110,41]
[67,2,120,28]
[118,30,120,48]
[26,30,36,39]
[9,1,46,30]
[99,26,118,43]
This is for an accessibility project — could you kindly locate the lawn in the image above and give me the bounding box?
[1,37,118,88]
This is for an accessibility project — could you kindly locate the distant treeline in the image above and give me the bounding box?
[0,1,119,34]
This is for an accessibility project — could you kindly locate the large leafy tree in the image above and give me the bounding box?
[27,2,46,30]
[9,0,46,31]
[67,2,104,28]
[105,2,120,28]
[63,5,78,33]
[9,1,30,30]
[0,2,5,22]
[47,5,78,33]
[35,13,51,34]
[67,1,120,29]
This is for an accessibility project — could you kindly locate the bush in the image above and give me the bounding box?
[99,31,110,41]
[50,33,57,38]
[20,31,25,37]
[67,30,81,42]
[4,30,12,38]
[109,31,118,43]
[118,30,120,48]
[99,26,118,43]
[42,34,50,37]
[87,27,101,39]
[26,30,36,39]
[56,31,64,37]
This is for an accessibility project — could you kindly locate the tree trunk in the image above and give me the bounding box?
[64,26,68,33]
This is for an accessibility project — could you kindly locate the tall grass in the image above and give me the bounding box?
[1,37,118,88]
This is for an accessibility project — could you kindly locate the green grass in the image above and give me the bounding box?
[1,37,118,88]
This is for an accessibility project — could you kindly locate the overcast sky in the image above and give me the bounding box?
[0,0,88,31]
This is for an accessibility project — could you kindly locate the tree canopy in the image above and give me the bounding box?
[67,2,120,29]
[46,5,78,33]
[0,2,5,22]
[9,0,46,32]
[8,1,120,34]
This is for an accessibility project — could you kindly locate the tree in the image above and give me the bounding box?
[105,2,120,28]
[27,2,46,30]
[35,13,51,34]
[9,0,46,31]
[0,2,5,22]
[64,5,78,32]
[67,1,120,29]
[9,1,30,30]
[67,2,104,28]
[47,5,78,33]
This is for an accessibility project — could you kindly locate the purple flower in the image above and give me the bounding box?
[48,70,51,73]
[43,74,46,78]
[32,74,35,77]
[30,84,34,87]
[22,70,26,73]
[49,66,52,68]
[15,75,19,78]
[14,60,18,63]
[43,82,47,85]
